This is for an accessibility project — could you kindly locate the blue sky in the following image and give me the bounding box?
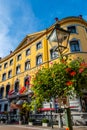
[0,0,87,57]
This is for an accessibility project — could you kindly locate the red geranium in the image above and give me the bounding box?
[66,81,73,86]
[66,68,71,72]
[79,68,84,73]
[70,71,76,76]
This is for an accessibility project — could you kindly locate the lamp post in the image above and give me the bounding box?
[50,99,53,128]
[47,22,70,56]
[47,21,73,130]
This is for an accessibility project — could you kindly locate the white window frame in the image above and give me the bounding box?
[50,48,58,59]
[25,61,30,70]
[36,41,42,50]
[16,65,21,74]
[70,40,81,52]
[36,55,42,65]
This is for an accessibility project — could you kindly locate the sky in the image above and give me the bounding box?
[0,0,87,58]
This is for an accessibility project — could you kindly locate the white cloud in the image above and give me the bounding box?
[0,1,14,57]
[0,0,39,58]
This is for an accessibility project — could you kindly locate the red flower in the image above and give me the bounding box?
[66,68,71,72]
[79,68,84,73]
[80,62,87,67]
[66,81,73,86]
[70,71,76,76]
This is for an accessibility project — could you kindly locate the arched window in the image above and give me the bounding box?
[15,81,19,92]
[6,85,10,98]
[24,76,30,88]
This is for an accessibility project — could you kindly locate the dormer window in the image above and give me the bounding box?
[67,26,76,33]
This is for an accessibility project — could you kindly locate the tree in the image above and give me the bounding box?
[20,102,30,123]
[30,57,87,110]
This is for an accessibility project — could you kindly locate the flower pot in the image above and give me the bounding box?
[19,120,22,125]
[42,122,48,127]
[28,122,33,126]
[1,121,3,124]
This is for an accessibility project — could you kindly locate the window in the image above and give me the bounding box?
[70,40,80,52]
[10,59,13,65]
[50,49,58,59]
[15,81,19,92]
[16,65,21,74]
[24,77,30,88]
[4,104,8,111]
[36,41,42,50]
[0,87,4,98]
[25,61,30,70]
[36,55,42,65]
[4,62,8,69]
[2,73,6,81]
[85,28,87,33]
[0,65,2,71]
[67,26,76,33]
[6,85,10,98]
[8,70,12,78]
[0,104,2,111]
[17,54,22,61]
[26,48,30,56]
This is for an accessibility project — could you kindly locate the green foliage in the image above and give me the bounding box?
[20,102,30,115]
[28,118,35,122]
[22,102,30,111]
[42,118,49,123]
[30,57,87,110]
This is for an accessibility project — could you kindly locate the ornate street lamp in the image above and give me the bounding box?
[47,22,73,130]
[47,23,70,56]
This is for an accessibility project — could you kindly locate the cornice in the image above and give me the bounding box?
[60,16,87,27]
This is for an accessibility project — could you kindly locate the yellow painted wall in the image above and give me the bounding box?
[0,17,87,98]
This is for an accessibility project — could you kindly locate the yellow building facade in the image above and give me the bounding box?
[0,16,87,118]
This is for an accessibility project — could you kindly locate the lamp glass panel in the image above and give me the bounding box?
[57,30,69,44]
[48,30,57,42]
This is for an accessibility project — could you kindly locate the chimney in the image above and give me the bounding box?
[55,17,59,22]
[10,50,12,54]
[79,15,82,19]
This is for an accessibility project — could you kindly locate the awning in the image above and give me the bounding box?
[8,90,15,95]
[19,87,26,94]
[39,108,55,111]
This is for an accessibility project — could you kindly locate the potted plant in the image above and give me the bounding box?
[28,118,35,126]
[42,118,49,127]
